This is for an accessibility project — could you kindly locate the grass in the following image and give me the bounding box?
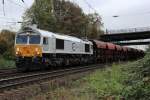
[29,81,97,100]
[29,63,128,100]
[84,63,126,99]
[29,58,150,100]
[0,56,15,69]
[16,52,146,100]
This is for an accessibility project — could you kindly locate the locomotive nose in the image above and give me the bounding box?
[15,45,42,57]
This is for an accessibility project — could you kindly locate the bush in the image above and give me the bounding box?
[84,64,126,99]
[0,29,15,60]
[3,51,15,60]
[0,56,15,69]
[122,53,150,100]
[0,38,8,54]
[84,53,150,100]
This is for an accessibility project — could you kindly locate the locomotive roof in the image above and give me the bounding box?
[37,29,92,44]
[18,26,92,45]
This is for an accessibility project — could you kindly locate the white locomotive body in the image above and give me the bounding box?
[38,29,93,55]
[15,26,93,71]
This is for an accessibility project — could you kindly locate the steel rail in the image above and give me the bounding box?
[0,64,103,91]
[0,68,17,78]
[0,68,16,73]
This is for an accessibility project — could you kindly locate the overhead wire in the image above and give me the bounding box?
[0,0,27,21]
[2,0,5,16]
[0,0,28,24]
[0,16,21,24]
[0,16,17,20]
[7,0,27,9]
[81,0,102,23]
[0,24,19,31]
[0,0,28,31]
[21,0,24,3]
[83,0,97,13]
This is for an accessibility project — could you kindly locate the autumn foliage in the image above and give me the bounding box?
[23,0,103,39]
[0,30,15,59]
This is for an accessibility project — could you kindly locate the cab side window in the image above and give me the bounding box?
[43,37,48,45]
[85,44,90,52]
[56,39,64,49]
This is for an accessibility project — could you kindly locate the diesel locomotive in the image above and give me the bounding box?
[15,26,145,72]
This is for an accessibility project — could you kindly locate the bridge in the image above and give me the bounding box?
[100,27,150,46]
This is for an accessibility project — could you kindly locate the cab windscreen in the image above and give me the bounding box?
[29,35,40,44]
[16,35,28,44]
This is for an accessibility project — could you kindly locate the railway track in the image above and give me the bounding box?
[0,68,17,79]
[0,68,16,73]
[0,64,103,92]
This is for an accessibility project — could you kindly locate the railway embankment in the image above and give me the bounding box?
[26,55,150,100]
[0,53,149,100]
[0,57,15,69]
[0,64,103,100]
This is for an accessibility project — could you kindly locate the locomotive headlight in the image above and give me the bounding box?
[17,48,20,51]
[35,48,38,52]
[37,52,40,55]
[34,48,41,56]
[16,52,19,55]
[16,51,21,55]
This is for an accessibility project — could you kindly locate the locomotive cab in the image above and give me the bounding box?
[15,31,42,57]
[15,27,50,71]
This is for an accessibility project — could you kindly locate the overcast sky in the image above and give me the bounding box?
[0,0,149,50]
[0,0,33,31]
[0,0,150,31]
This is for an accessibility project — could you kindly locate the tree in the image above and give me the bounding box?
[86,13,104,39]
[23,0,104,38]
[22,0,56,32]
[0,30,15,59]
